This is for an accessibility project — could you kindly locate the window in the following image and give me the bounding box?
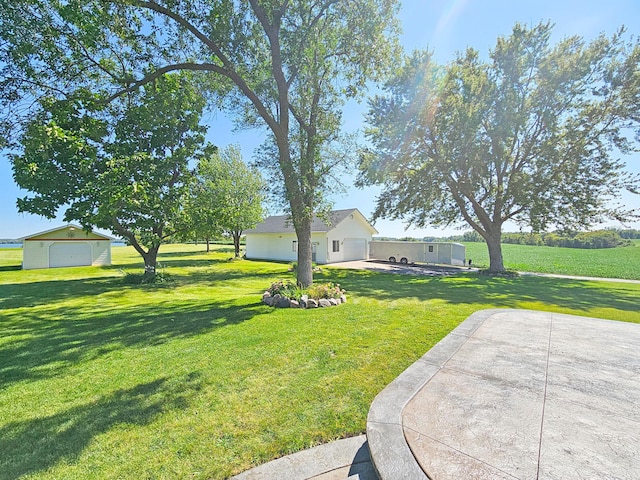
[292,241,297,252]
[428,245,434,253]
[332,240,340,252]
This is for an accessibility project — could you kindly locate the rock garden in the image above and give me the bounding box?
[262,280,346,308]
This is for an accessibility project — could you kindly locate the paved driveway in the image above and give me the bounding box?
[326,260,471,277]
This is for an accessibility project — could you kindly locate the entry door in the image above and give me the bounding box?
[49,242,92,268]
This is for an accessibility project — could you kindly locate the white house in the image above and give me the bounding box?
[21,224,113,270]
[245,208,378,264]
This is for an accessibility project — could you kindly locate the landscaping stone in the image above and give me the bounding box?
[261,290,346,309]
[275,296,291,308]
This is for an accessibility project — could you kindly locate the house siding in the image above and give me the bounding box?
[245,209,376,265]
[325,212,374,263]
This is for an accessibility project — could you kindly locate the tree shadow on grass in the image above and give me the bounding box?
[0,373,203,479]
[322,269,640,316]
[0,291,269,388]
[0,265,21,272]
[0,266,278,310]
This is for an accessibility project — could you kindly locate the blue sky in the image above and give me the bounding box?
[1,0,639,239]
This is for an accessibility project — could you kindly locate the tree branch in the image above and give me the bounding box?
[104,62,225,102]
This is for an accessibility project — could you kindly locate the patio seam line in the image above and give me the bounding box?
[536,312,554,480]
[402,426,522,480]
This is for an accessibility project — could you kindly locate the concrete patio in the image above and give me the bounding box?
[234,309,640,479]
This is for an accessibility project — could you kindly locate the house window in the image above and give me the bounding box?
[332,240,340,252]
[428,245,434,253]
[292,241,297,252]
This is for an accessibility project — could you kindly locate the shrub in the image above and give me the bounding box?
[120,270,173,285]
[307,282,344,300]
[268,280,304,300]
[266,280,345,302]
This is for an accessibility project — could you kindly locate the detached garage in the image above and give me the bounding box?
[21,224,112,270]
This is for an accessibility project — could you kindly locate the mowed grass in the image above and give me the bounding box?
[1,244,640,479]
[463,240,640,280]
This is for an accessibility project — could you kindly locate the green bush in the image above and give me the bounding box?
[268,280,305,300]
[307,282,345,300]
[267,280,345,301]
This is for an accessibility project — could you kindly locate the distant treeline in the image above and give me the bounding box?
[453,229,640,249]
[377,229,640,249]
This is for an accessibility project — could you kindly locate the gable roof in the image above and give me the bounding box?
[246,208,378,235]
[20,224,115,241]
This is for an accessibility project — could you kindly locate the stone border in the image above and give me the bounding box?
[262,291,347,309]
[366,309,508,479]
[231,434,374,480]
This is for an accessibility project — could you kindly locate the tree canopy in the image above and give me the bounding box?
[359,22,640,272]
[11,73,210,278]
[187,145,265,256]
[1,0,401,286]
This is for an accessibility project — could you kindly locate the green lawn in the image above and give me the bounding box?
[463,240,640,280]
[1,244,639,479]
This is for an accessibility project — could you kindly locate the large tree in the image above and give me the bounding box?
[11,74,209,278]
[359,23,640,272]
[1,0,401,287]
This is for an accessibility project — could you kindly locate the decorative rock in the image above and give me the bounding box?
[329,298,338,306]
[307,299,318,308]
[318,299,331,308]
[290,300,300,308]
[340,294,347,304]
[299,297,307,308]
[263,296,275,306]
[275,296,291,308]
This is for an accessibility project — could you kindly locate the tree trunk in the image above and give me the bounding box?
[142,245,160,281]
[295,217,313,288]
[485,231,505,272]
[206,238,210,253]
[232,230,242,257]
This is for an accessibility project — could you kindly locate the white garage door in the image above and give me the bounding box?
[49,242,92,268]
[343,238,367,261]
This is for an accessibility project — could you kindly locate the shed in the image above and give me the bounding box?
[21,224,113,270]
[245,208,378,264]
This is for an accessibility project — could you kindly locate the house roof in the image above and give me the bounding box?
[246,208,378,235]
[19,224,115,241]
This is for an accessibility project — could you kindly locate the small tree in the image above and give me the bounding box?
[11,74,209,279]
[359,23,640,272]
[189,145,265,257]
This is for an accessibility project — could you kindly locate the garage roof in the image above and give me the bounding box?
[246,208,378,235]
[20,224,115,241]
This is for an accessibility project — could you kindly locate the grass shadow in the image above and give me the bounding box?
[0,290,268,388]
[0,373,203,479]
[321,269,640,315]
[0,265,21,272]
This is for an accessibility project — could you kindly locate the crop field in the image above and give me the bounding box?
[462,240,640,280]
